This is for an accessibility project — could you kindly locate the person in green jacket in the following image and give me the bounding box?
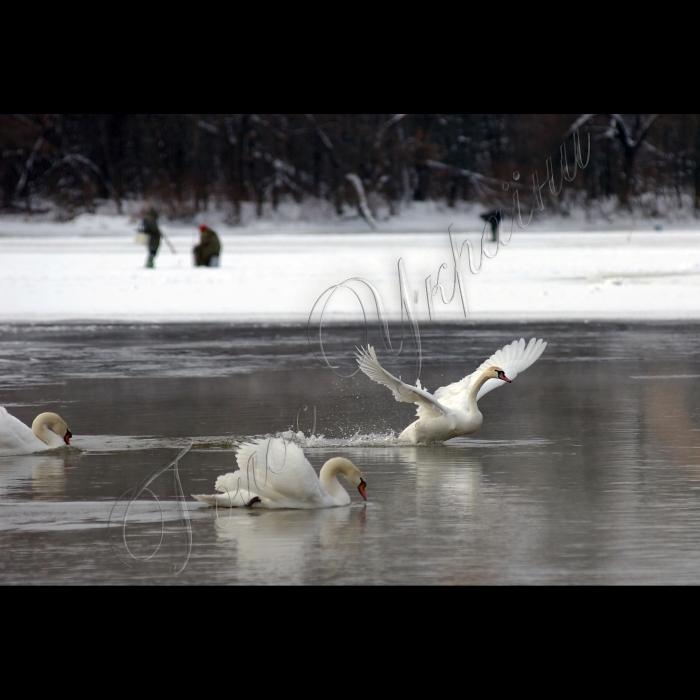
[193,225,222,267]
[138,206,163,268]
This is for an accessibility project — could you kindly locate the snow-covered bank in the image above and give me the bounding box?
[1,215,699,323]
[3,200,699,235]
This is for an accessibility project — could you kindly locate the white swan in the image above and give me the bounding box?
[193,437,367,510]
[0,408,73,457]
[356,337,547,444]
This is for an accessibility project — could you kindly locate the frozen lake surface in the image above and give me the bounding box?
[1,322,700,584]
[1,217,700,322]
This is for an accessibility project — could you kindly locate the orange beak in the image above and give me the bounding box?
[64,431,72,446]
[358,483,367,501]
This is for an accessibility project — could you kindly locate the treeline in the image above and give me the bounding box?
[2,114,699,222]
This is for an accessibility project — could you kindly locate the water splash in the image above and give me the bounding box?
[278,430,408,448]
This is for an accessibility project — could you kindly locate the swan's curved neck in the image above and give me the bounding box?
[32,414,64,447]
[33,422,56,445]
[468,371,493,413]
[319,458,353,505]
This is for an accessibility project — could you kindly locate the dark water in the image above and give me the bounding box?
[1,322,700,585]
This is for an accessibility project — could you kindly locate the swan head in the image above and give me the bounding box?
[487,366,511,383]
[321,457,367,501]
[32,413,72,445]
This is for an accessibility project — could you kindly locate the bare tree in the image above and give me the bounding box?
[567,113,660,205]
[2,113,695,220]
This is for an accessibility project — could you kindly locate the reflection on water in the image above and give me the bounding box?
[1,322,700,584]
[408,446,483,511]
[213,507,357,585]
[644,379,700,478]
[0,455,70,500]
[31,457,68,499]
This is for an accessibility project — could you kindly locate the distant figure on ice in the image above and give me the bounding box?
[138,206,163,268]
[193,225,222,267]
[480,210,502,242]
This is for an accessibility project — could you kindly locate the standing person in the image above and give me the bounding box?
[193,225,222,267]
[480,210,502,243]
[138,206,163,268]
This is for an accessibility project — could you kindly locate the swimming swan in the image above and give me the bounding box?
[356,338,547,444]
[193,437,367,510]
[0,408,73,456]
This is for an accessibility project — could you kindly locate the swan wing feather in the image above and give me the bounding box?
[435,338,547,410]
[356,346,446,419]
[196,438,330,507]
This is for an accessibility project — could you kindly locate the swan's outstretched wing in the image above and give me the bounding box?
[235,438,325,500]
[193,437,328,508]
[356,346,446,419]
[435,338,547,410]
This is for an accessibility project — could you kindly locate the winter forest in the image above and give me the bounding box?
[1,114,697,223]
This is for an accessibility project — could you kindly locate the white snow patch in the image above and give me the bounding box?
[1,215,700,322]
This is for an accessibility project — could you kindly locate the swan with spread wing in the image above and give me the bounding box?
[356,338,547,444]
[193,437,367,510]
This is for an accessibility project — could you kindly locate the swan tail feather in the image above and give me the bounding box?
[193,488,260,507]
[193,493,237,507]
[215,473,243,493]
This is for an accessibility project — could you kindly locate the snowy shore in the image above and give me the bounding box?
[1,212,700,323]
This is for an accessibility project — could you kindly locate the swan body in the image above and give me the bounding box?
[0,408,73,457]
[193,437,367,510]
[356,338,547,444]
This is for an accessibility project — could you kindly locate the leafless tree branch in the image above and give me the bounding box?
[346,173,377,229]
[565,114,597,139]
